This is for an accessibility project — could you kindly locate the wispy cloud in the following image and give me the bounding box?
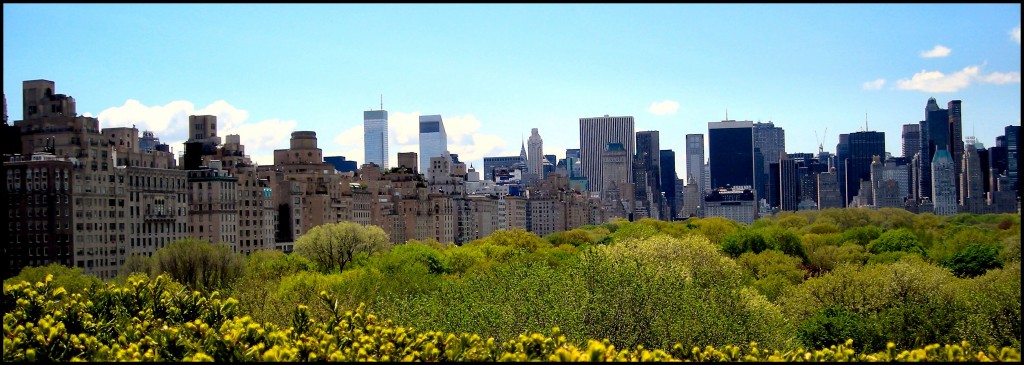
[919,45,951,58]
[895,64,1021,93]
[647,100,680,115]
[1012,26,1021,45]
[862,78,886,90]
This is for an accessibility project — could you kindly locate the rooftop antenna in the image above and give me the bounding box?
[725,108,728,121]
[864,112,869,131]
[381,94,383,110]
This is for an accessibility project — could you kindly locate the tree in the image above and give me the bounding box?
[294,221,392,273]
[866,228,923,255]
[152,238,246,292]
[942,243,1002,278]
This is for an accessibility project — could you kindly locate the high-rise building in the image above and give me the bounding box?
[753,122,785,205]
[601,142,632,217]
[960,145,986,214]
[917,98,950,201]
[579,115,635,196]
[817,168,843,210]
[777,153,798,211]
[931,148,957,216]
[1005,125,1020,198]
[836,131,885,207]
[685,134,705,194]
[659,149,678,220]
[708,120,754,190]
[902,124,921,160]
[948,100,964,201]
[633,131,661,219]
[363,110,388,169]
[527,128,544,180]
[419,115,447,180]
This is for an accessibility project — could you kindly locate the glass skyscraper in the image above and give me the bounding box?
[363,110,388,169]
[419,115,447,180]
[708,120,754,190]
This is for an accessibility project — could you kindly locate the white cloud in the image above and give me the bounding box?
[223,118,298,165]
[895,64,1020,92]
[981,71,1022,84]
[96,99,196,136]
[862,78,886,90]
[647,100,680,115]
[95,99,297,166]
[1012,26,1021,45]
[919,45,951,58]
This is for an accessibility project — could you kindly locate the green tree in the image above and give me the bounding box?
[942,243,1003,278]
[866,228,923,255]
[152,238,246,292]
[796,306,873,352]
[294,221,392,273]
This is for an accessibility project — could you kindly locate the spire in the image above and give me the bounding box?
[520,139,528,161]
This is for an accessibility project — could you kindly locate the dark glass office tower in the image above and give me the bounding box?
[660,149,678,219]
[633,131,662,219]
[837,131,885,206]
[708,120,754,190]
[1006,125,1020,198]
[918,97,950,200]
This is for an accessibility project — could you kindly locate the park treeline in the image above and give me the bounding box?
[4,208,1020,359]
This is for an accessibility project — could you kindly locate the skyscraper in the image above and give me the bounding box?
[836,131,885,207]
[633,131,661,219]
[931,148,957,216]
[579,116,635,196]
[918,97,950,201]
[948,100,964,201]
[660,149,678,220]
[364,110,388,169]
[817,168,843,210]
[777,153,798,211]
[527,128,544,179]
[685,134,705,194]
[902,123,921,160]
[960,145,985,213]
[708,120,754,190]
[1006,125,1020,198]
[419,115,447,180]
[753,121,785,204]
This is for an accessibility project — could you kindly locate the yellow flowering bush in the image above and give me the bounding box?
[3,274,1019,362]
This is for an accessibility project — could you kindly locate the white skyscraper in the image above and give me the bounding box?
[419,115,448,180]
[527,128,544,179]
[364,110,388,169]
[685,134,705,194]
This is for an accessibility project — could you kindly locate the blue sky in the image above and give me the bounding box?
[3,4,1020,179]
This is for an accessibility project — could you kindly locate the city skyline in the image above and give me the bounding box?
[3,4,1021,172]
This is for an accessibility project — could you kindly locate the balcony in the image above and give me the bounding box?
[144,210,176,221]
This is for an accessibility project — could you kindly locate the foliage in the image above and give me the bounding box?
[143,238,246,293]
[3,274,1020,362]
[736,250,805,301]
[468,229,549,252]
[866,228,924,255]
[4,264,102,295]
[293,221,392,273]
[942,243,1003,278]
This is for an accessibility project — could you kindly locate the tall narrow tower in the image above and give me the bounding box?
[527,128,544,179]
[364,109,389,169]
